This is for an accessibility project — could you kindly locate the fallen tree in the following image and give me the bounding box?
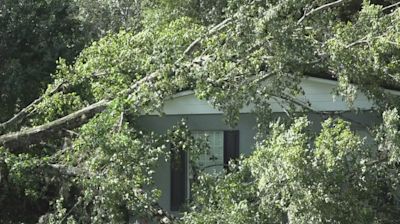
[0,16,233,152]
[0,100,109,151]
[0,12,234,223]
[2,0,400,223]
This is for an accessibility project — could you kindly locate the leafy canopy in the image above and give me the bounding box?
[2,0,400,223]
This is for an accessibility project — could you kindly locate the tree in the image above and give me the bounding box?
[1,0,400,223]
[0,0,88,120]
[74,0,144,39]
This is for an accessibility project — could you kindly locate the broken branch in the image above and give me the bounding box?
[0,17,233,151]
[0,100,109,151]
[297,0,344,24]
[48,163,177,224]
[178,17,233,62]
[382,2,400,11]
[0,81,66,134]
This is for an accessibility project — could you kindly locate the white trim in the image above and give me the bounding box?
[305,76,400,96]
[385,89,400,96]
[303,76,338,85]
[146,76,400,115]
[187,131,225,200]
[170,90,194,99]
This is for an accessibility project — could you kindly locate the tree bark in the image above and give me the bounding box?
[0,81,66,135]
[0,100,109,151]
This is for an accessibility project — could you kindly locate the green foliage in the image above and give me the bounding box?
[0,10,207,222]
[0,147,65,223]
[75,0,143,39]
[59,113,164,223]
[184,161,261,224]
[144,0,227,26]
[327,1,400,106]
[0,0,88,120]
[185,117,400,223]
[32,92,85,125]
[377,108,400,162]
[17,16,206,141]
[3,1,400,223]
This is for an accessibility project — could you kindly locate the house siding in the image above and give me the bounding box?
[136,75,391,212]
[137,113,257,211]
[137,111,380,212]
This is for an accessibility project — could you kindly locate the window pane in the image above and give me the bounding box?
[192,131,224,173]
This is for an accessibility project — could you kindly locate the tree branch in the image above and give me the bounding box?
[0,18,233,152]
[48,163,177,224]
[0,68,165,151]
[0,65,167,151]
[297,0,344,24]
[0,100,109,152]
[345,36,369,48]
[0,81,66,135]
[382,2,400,11]
[177,18,233,63]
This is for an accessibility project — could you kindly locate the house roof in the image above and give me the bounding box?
[145,76,400,116]
[308,72,400,92]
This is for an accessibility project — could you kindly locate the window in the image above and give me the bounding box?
[191,131,224,173]
[170,130,239,211]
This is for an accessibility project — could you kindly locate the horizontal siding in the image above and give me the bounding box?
[149,77,385,115]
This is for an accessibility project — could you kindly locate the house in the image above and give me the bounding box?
[136,76,396,212]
